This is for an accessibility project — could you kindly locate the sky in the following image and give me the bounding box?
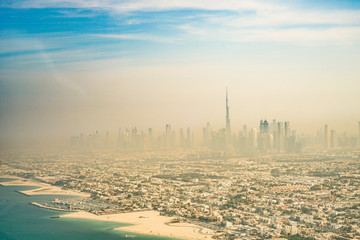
[1,0,360,141]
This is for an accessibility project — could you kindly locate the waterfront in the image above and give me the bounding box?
[0,178,179,240]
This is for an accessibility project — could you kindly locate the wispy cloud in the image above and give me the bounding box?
[225,9,360,27]
[110,0,281,13]
[55,9,100,18]
[176,15,360,44]
[0,32,98,55]
[4,0,360,45]
[228,27,360,43]
[93,33,182,43]
[6,0,281,12]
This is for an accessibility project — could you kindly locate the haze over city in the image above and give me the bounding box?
[1,0,360,144]
[1,1,360,240]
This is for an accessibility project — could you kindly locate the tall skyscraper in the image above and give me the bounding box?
[330,129,336,148]
[324,124,329,149]
[148,128,153,146]
[260,119,269,134]
[284,121,290,137]
[179,128,184,148]
[225,88,231,146]
[358,121,360,146]
[166,124,172,148]
[263,120,269,134]
[203,122,211,147]
[187,127,192,148]
[277,122,284,152]
[250,128,257,148]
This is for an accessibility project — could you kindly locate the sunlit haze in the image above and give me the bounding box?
[1,2,360,239]
[1,0,360,142]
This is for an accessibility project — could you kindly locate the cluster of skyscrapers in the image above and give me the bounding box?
[201,89,300,153]
[202,119,300,153]
[71,90,360,153]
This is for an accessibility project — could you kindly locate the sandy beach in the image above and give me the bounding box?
[1,174,214,239]
[0,175,89,198]
[0,174,20,180]
[61,210,215,240]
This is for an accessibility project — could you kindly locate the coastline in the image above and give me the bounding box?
[0,175,89,198]
[30,201,76,212]
[0,175,215,240]
[60,210,215,240]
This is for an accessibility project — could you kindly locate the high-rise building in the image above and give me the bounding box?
[166,124,171,135]
[203,122,211,147]
[271,119,277,133]
[148,128,153,146]
[284,121,290,137]
[324,124,329,149]
[250,128,257,148]
[225,87,231,146]
[187,127,192,148]
[330,129,336,148]
[165,124,172,148]
[263,120,269,134]
[358,121,360,146]
[243,125,247,134]
[260,120,269,134]
[277,122,284,152]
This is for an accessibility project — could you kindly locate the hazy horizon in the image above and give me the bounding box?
[1,0,360,141]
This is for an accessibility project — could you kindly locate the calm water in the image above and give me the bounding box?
[0,178,179,240]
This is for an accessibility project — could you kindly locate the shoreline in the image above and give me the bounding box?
[0,175,89,198]
[30,202,76,212]
[0,175,215,240]
[60,210,215,240]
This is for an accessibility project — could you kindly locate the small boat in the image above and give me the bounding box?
[122,234,136,238]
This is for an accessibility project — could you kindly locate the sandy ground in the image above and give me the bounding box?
[0,174,20,180]
[0,175,89,198]
[61,210,215,240]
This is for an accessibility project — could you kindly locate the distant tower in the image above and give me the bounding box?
[260,119,269,134]
[203,122,211,147]
[250,128,257,148]
[324,124,329,149]
[358,121,360,146]
[330,129,336,148]
[166,124,171,134]
[277,122,284,152]
[263,120,269,134]
[165,124,172,148]
[180,128,184,148]
[284,121,290,137]
[187,127,192,148]
[225,87,231,145]
[148,128,153,146]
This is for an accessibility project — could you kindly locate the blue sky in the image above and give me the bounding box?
[2,0,360,64]
[1,0,360,139]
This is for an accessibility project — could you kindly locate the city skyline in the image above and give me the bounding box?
[68,89,360,153]
[64,88,360,144]
[70,88,360,140]
[1,0,360,141]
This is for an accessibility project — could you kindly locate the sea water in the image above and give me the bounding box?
[0,178,179,240]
